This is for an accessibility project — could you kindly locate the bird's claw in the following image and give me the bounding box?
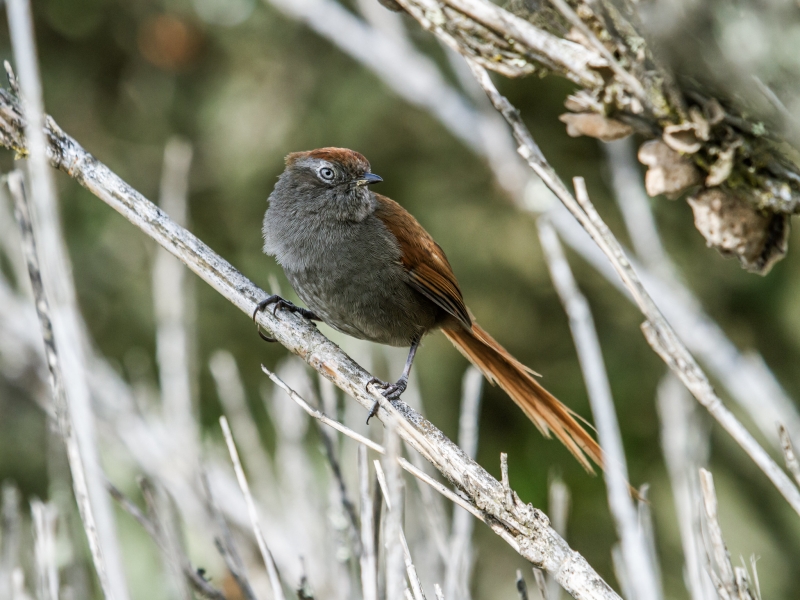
[365,377,408,424]
[252,295,292,321]
[253,295,320,343]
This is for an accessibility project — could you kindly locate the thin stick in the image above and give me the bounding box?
[213,353,276,490]
[8,171,114,599]
[399,531,427,600]
[0,179,28,292]
[537,215,661,600]
[546,477,569,600]
[656,375,715,600]
[444,367,482,600]
[30,500,58,600]
[698,469,736,597]
[6,0,129,596]
[107,483,227,600]
[778,425,800,489]
[374,459,431,600]
[359,447,378,600]
[199,468,259,600]
[383,422,405,600]
[154,137,195,444]
[0,483,21,600]
[139,479,193,600]
[546,0,647,103]
[263,365,384,453]
[500,453,513,510]
[602,139,672,275]
[219,416,286,600]
[602,138,800,449]
[267,363,484,520]
[532,569,548,600]
[465,58,800,517]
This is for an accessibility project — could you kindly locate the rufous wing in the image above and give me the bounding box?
[374,194,472,329]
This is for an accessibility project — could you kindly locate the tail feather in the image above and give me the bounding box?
[444,322,603,473]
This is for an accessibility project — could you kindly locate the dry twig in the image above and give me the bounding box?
[778,425,800,490]
[463,58,800,516]
[443,367,482,600]
[106,483,228,600]
[9,170,116,599]
[220,416,286,600]
[5,0,129,595]
[537,216,661,600]
[154,137,196,446]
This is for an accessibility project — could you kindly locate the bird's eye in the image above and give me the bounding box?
[319,167,335,181]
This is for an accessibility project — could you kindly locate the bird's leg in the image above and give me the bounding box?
[252,294,321,343]
[365,334,421,424]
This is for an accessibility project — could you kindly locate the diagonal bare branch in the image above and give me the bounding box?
[461,58,800,517]
[0,89,621,599]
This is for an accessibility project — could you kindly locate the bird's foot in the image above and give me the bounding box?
[252,294,320,343]
[365,376,408,424]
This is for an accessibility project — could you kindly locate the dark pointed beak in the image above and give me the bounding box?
[359,172,383,185]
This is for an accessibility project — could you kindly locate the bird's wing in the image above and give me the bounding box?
[374,194,471,329]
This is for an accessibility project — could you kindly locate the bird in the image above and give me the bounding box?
[257,147,603,471]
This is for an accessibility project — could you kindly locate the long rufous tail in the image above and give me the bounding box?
[444,322,603,472]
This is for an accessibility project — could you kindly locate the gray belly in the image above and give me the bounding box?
[282,220,438,347]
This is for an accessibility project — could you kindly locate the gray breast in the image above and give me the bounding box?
[271,213,438,346]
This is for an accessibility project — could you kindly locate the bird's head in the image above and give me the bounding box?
[274,147,383,221]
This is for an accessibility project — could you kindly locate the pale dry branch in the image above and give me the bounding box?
[278,365,362,557]
[106,482,228,600]
[0,180,28,293]
[603,139,673,276]
[658,395,717,600]
[0,483,21,600]
[220,416,286,600]
[263,0,800,462]
[778,425,800,489]
[0,69,621,600]
[603,138,800,448]
[396,0,606,85]
[546,477,569,600]
[154,137,196,447]
[359,447,379,600]
[382,422,405,600]
[443,366,482,600]
[30,500,58,600]
[212,352,277,494]
[400,532,427,600]
[5,1,129,596]
[533,568,549,600]
[264,365,384,454]
[199,468,259,600]
[545,0,646,102]
[8,170,115,599]
[698,469,758,600]
[139,479,193,600]
[463,58,800,516]
[537,215,661,600]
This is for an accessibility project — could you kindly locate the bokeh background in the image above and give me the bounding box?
[1,0,800,598]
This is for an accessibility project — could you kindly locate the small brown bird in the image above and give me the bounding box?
[257,148,602,471]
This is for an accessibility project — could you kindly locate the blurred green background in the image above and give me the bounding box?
[1,0,799,598]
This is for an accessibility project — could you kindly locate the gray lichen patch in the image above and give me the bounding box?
[638,140,702,198]
[687,188,790,274]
